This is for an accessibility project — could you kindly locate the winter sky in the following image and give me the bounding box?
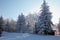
[0,0,60,24]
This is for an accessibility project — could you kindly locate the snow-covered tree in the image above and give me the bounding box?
[25,21,31,33]
[35,0,54,35]
[10,20,16,32]
[58,18,60,35]
[16,13,26,33]
[5,21,11,32]
[0,16,3,37]
[3,18,16,32]
[26,14,39,33]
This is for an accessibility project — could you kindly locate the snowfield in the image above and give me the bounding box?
[0,32,60,40]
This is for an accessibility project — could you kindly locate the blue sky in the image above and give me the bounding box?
[0,0,60,24]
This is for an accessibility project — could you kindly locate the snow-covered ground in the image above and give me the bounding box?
[0,32,60,40]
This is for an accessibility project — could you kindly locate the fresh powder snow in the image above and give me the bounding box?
[0,32,60,40]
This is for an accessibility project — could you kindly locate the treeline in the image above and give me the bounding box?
[2,13,38,33]
[0,14,37,35]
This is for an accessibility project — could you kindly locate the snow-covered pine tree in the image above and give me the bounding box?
[0,16,3,37]
[35,0,54,35]
[16,13,26,33]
